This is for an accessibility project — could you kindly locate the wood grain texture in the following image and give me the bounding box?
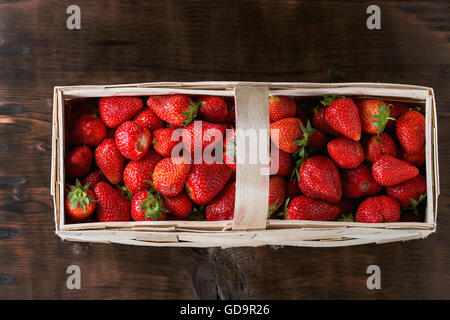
[0,0,449,299]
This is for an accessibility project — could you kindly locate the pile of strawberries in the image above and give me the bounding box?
[269,95,426,223]
[65,95,236,223]
[64,93,426,224]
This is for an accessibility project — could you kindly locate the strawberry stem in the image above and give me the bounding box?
[276,197,291,218]
[267,199,283,218]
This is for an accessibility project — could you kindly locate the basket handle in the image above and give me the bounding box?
[232,85,270,230]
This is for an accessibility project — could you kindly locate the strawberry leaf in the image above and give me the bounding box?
[181,101,202,126]
[320,95,343,107]
[371,103,396,135]
[402,193,427,215]
[140,192,165,221]
[338,213,355,222]
[66,179,94,213]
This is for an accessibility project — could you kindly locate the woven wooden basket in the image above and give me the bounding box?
[51,82,440,248]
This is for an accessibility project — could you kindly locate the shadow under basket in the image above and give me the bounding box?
[51,82,440,248]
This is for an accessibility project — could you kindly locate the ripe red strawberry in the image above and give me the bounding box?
[132,107,164,132]
[372,155,419,186]
[297,155,342,204]
[396,110,425,154]
[269,96,297,122]
[312,106,340,136]
[147,95,201,126]
[269,145,293,176]
[270,117,303,153]
[123,150,162,194]
[286,180,301,198]
[94,182,131,222]
[66,145,92,178]
[182,120,225,154]
[323,97,361,141]
[363,132,397,163]
[186,163,232,205]
[131,190,167,221]
[386,102,409,130]
[115,121,151,160]
[65,179,96,221]
[82,170,105,188]
[153,128,182,158]
[197,96,228,123]
[99,96,143,128]
[153,157,191,197]
[268,176,286,215]
[152,127,183,158]
[165,191,193,219]
[327,137,364,169]
[357,99,394,135]
[223,128,236,172]
[95,139,125,184]
[386,174,426,207]
[308,130,328,149]
[288,195,340,221]
[205,182,235,221]
[71,114,107,147]
[356,195,401,223]
[342,164,382,199]
[398,148,425,167]
[67,103,95,132]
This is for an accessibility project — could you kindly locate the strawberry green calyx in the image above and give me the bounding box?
[224,137,236,163]
[139,192,168,221]
[118,184,134,201]
[320,95,344,107]
[144,180,165,201]
[291,120,317,181]
[338,213,355,222]
[67,179,95,213]
[294,120,316,150]
[372,103,395,135]
[181,101,204,126]
[403,193,427,215]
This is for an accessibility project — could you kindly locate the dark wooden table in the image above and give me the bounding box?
[0,0,449,299]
